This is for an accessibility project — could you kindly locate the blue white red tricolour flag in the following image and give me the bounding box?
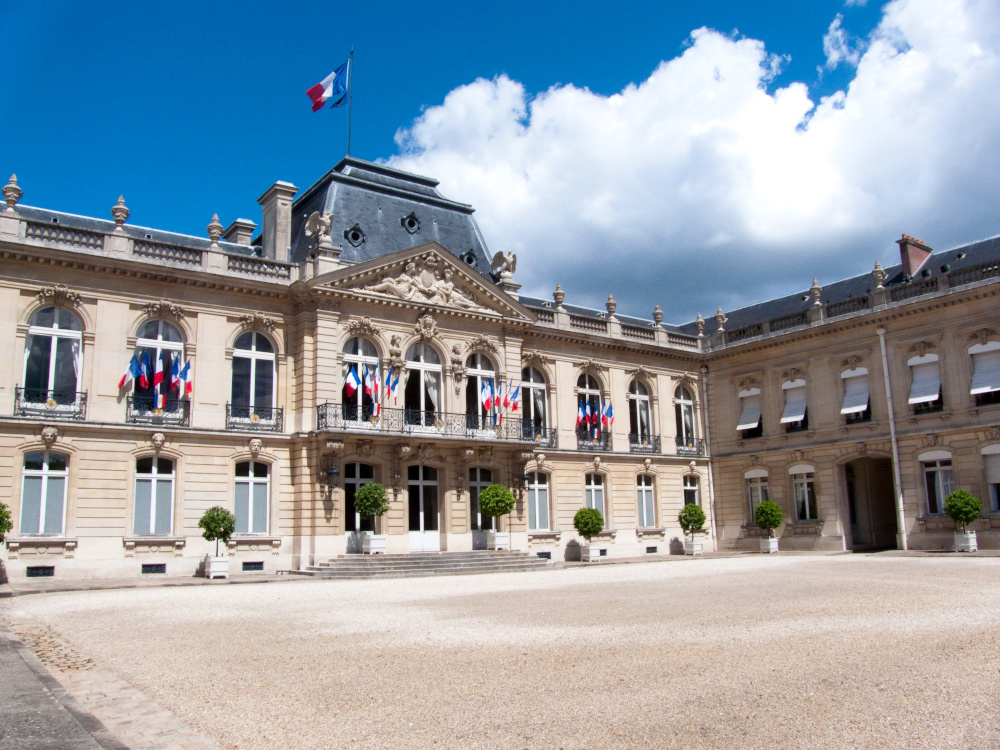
[510,382,520,411]
[372,363,381,417]
[139,352,152,389]
[306,60,350,111]
[153,351,164,387]
[602,402,615,427]
[118,353,142,389]
[585,400,592,427]
[388,369,400,405]
[577,402,584,427]
[178,360,193,396]
[481,378,491,412]
[363,365,375,397]
[345,365,361,396]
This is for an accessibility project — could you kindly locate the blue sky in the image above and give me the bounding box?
[4,0,999,322]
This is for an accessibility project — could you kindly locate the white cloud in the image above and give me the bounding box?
[823,14,863,69]
[388,0,1000,323]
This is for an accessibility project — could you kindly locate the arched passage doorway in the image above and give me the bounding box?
[844,458,896,550]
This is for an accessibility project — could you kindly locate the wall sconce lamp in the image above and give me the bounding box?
[324,466,340,488]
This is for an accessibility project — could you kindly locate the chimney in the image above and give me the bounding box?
[896,234,932,278]
[257,181,298,261]
[221,218,257,246]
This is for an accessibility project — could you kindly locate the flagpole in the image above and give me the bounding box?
[347,47,354,157]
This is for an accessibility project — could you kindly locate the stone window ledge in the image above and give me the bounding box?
[917,516,995,532]
[787,520,824,535]
[636,527,665,539]
[528,531,561,543]
[6,537,77,560]
[123,537,186,557]
[592,529,618,541]
[227,536,282,555]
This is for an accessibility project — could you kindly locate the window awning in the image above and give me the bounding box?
[780,386,807,423]
[841,375,870,414]
[908,362,941,404]
[985,454,1000,485]
[970,350,1000,395]
[737,393,761,430]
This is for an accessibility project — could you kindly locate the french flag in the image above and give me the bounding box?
[306,59,350,111]
[388,370,400,405]
[372,363,381,417]
[481,378,491,412]
[139,352,152,389]
[153,352,164,387]
[345,366,361,396]
[577,403,584,427]
[585,400,592,427]
[170,357,181,391]
[510,383,520,411]
[602,402,615,427]
[363,365,375,397]
[178,360,193,396]
[118,353,141,389]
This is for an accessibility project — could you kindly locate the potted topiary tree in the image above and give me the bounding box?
[479,483,516,550]
[754,500,782,553]
[945,489,981,552]
[678,503,707,556]
[198,505,236,578]
[354,482,390,554]
[574,507,605,562]
[0,501,11,545]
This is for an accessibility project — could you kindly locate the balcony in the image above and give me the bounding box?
[317,403,557,446]
[629,434,661,454]
[226,404,284,432]
[675,437,706,456]
[576,429,612,452]
[14,388,88,421]
[126,396,190,427]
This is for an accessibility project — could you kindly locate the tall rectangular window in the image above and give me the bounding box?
[780,379,808,433]
[908,354,942,414]
[20,452,68,535]
[134,457,174,535]
[923,459,954,515]
[792,472,818,521]
[970,342,1000,407]
[585,473,605,526]
[526,473,549,531]
[235,461,270,534]
[636,475,655,528]
[841,367,871,423]
[985,453,1000,513]
[746,475,769,522]
[683,475,700,507]
[737,388,762,439]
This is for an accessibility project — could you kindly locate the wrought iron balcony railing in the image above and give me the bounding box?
[126,395,190,427]
[14,388,88,420]
[628,434,661,454]
[317,403,557,446]
[576,429,612,452]
[226,404,284,432]
[675,437,706,456]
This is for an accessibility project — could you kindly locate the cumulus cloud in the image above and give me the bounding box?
[823,14,864,69]
[388,0,1000,323]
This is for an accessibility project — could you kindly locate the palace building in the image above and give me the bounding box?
[0,159,998,580]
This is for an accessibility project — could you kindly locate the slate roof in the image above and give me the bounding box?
[288,157,495,279]
[673,234,1000,337]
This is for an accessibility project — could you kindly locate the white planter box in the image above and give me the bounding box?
[955,530,978,552]
[760,537,779,554]
[362,533,386,555]
[684,539,703,556]
[581,544,601,562]
[204,555,229,579]
[487,531,510,551]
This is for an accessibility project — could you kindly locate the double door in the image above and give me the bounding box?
[408,465,440,552]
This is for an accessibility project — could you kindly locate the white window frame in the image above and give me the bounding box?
[919,452,954,516]
[232,331,276,411]
[745,469,769,522]
[737,388,762,431]
[133,457,175,535]
[526,472,550,531]
[20,451,68,535]
[675,386,697,446]
[637,474,655,528]
[983,445,1000,514]
[520,367,548,435]
[343,462,375,533]
[23,307,83,400]
[577,374,603,437]
[342,337,379,416]
[235,461,270,534]
[404,343,442,416]
[584,472,606,525]
[789,465,817,521]
[469,466,495,532]
[683,475,700,507]
[466,353,497,423]
[135,319,185,406]
[628,381,653,441]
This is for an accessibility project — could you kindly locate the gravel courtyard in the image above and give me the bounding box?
[3,554,1000,749]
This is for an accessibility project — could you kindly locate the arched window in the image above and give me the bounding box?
[584,472,606,525]
[675,386,698,451]
[342,337,379,422]
[231,332,276,424]
[235,461,269,534]
[134,319,184,410]
[577,374,603,446]
[134,457,174,535]
[637,474,655,528]
[526,472,550,531]
[520,367,548,439]
[344,462,375,534]
[404,343,441,428]
[22,307,83,410]
[20,452,68,535]
[628,381,653,451]
[683,475,700,507]
[465,354,496,429]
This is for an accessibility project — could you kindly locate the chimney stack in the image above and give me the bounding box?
[257,181,298,261]
[221,218,257,246]
[896,234,932,278]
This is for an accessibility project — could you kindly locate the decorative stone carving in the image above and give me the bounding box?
[150,432,166,451]
[3,174,22,211]
[842,355,864,371]
[909,341,932,358]
[417,443,441,463]
[536,453,546,467]
[592,456,602,469]
[478,447,495,463]
[397,443,412,458]
[360,256,483,310]
[577,360,605,375]
[344,316,382,338]
[781,368,804,383]
[111,196,130,229]
[491,251,517,281]
[606,295,617,317]
[643,458,652,472]
[324,439,345,455]
[855,442,867,455]
[809,279,823,307]
[872,261,887,289]
[240,311,277,333]
[450,344,466,395]
[207,214,223,245]
[463,446,476,460]
[715,308,727,332]
[41,426,58,447]
[793,450,803,462]
[552,283,565,308]
[143,299,185,321]
[736,376,759,391]
[36,285,83,308]
[925,434,937,447]
[749,454,759,465]
[357,440,374,457]
[248,438,263,456]
[991,425,1000,440]
[628,366,653,384]
[652,304,664,327]
[389,334,404,371]
[696,313,705,337]
[465,334,498,355]
[969,328,997,347]
[413,312,438,340]
[304,211,334,246]
[522,352,549,369]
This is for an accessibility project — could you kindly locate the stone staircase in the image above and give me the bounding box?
[295,550,553,579]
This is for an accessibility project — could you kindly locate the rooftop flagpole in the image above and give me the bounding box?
[347,47,354,157]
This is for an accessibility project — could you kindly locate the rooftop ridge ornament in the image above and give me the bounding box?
[3,174,22,211]
[696,313,705,337]
[810,279,823,307]
[605,294,617,318]
[207,214,223,246]
[872,261,887,289]
[652,304,663,327]
[715,307,727,332]
[111,196,130,231]
[552,283,565,309]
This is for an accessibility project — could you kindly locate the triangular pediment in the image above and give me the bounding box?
[307,242,534,321]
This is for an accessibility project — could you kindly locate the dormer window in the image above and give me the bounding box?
[400,212,420,234]
[344,224,366,247]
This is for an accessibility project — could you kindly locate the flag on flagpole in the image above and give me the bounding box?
[372,363,381,417]
[345,365,361,396]
[585,400,592,427]
[306,59,350,111]
[606,402,615,426]
[577,402,584,427]
[510,382,520,412]
[481,378,491,412]
[170,357,181,390]
[489,378,496,412]
[153,351,164,387]
[502,377,512,410]
[139,351,152,389]
[363,365,375,397]
[178,360,193,396]
[118,353,141,389]
[388,369,400,406]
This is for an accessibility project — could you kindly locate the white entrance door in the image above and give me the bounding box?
[469,467,494,550]
[408,465,440,552]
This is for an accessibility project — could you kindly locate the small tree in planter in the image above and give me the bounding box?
[944,489,981,552]
[354,482,390,554]
[754,500,782,554]
[479,483,516,550]
[574,507,605,562]
[678,503,707,556]
[198,506,235,578]
[0,501,12,545]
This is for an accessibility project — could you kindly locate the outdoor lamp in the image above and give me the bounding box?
[324,466,340,488]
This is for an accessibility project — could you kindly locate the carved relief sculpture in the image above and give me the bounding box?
[413,312,438,340]
[344,316,382,338]
[360,255,485,311]
[36,285,83,308]
[144,299,185,321]
[240,311,277,333]
[304,211,334,247]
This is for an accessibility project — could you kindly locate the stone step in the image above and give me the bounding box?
[297,565,550,579]
[292,549,552,579]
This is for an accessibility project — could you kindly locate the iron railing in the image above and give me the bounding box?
[318,403,558,446]
[126,395,190,426]
[675,437,706,456]
[14,388,88,420]
[628,434,661,453]
[226,404,284,432]
[576,430,612,452]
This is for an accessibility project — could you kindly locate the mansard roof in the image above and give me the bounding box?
[288,157,495,277]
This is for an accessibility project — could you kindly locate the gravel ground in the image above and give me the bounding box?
[3,555,1000,749]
